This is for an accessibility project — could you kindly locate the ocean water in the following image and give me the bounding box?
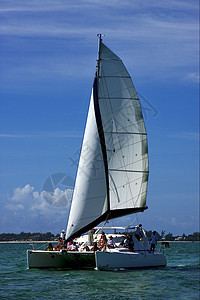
[0,242,199,299]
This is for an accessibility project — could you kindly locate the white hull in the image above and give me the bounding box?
[95,250,167,271]
[27,250,95,269]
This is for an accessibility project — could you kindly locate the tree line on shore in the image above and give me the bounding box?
[0,231,199,242]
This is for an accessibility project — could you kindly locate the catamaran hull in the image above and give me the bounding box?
[95,251,167,271]
[27,250,95,269]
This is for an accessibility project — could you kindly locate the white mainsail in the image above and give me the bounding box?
[66,37,149,241]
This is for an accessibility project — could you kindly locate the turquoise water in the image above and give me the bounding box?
[0,242,199,299]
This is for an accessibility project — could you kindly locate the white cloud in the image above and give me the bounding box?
[1,184,73,233]
[185,72,200,83]
[0,131,82,139]
[169,132,199,141]
[5,203,24,210]
[11,184,35,202]
[9,184,73,208]
[0,0,198,87]
[41,188,73,208]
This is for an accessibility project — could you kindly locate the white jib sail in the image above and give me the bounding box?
[66,89,108,240]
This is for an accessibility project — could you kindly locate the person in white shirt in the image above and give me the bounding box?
[60,229,65,240]
[107,236,116,248]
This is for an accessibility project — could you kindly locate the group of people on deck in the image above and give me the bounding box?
[44,230,79,252]
[97,225,158,253]
[44,226,158,253]
[98,231,116,251]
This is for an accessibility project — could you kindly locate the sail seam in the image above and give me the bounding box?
[99,97,139,100]
[109,174,145,189]
[99,76,130,78]
[106,137,147,153]
[109,169,149,173]
[104,132,147,135]
[101,58,121,61]
[107,157,148,170]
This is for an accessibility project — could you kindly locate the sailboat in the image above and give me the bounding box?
[27,35,166,270]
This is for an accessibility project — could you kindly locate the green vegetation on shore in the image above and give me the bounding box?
[0,232,59,242]
[0,231,199,242]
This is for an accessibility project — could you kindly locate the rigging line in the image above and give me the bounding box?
[108,103,141,117]
[114,191,147,208]
[109,174,144,192]
[96,213,112,236]
[129,215,138,227]
[116,119,146,132]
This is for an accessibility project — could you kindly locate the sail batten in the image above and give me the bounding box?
[99,97,139,100]
[99,76,131,78]
[104,132,147,135]
[109,169,149,173]
[65,39,149,241]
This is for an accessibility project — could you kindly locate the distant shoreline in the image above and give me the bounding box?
[0,240,199,244]
[0,241,55,244]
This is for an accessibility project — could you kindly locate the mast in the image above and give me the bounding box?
[97,34,102,78]
[94,34,110,213]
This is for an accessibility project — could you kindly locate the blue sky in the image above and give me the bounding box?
[0,0,199,235]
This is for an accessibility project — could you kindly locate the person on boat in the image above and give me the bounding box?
[107,236,116,248]
[44,243,53,251]
[54,244,61,251]
[98,231,107,251]
[123,236,129,248]
[134,224,142,241]
[91,242,99,252]
[62,239,67,249]
[150,231,157,253]
[67,239,73,250]
[58,237,62,245]
[68,241,78,251]
[128,235,134,252]
[60,229,65,240]
[54,237,63,251]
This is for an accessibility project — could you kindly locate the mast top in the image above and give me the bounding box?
[97,33,105,41]
[97,34,104,76]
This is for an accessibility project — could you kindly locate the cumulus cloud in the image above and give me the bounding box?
[1,184,73,233]
[41,188,73,207]
[8,184,73,208]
